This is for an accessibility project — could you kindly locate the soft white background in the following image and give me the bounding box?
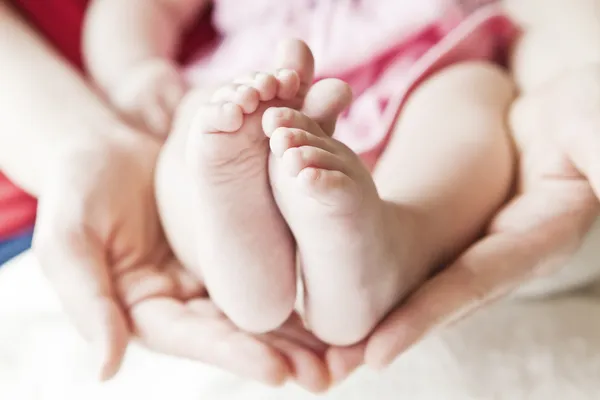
[2,252,600,399]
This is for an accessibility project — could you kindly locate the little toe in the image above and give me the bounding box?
[211,84,240,103]
[210,84,260,114]
[275,69,301,100]
[282,146,345,177]
[193,102,244,133]
[298,168,362,209]
[235,85,261,113]
[234,72,278,101]
[254,72,278,101]
[270,128,335,158]
[263,107,326,138]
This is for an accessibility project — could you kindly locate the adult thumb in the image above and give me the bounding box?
[33,202,129,380]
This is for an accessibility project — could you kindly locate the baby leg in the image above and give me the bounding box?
[267,61,516,345]
[375,62,516,271]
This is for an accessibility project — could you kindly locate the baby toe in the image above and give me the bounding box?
[262,107,325,137]
[234,72,278,101]
[270,127,334,157]
[275,69,301,101]
[235,85,261,113]
[211,84,260,114]
[281,146,344,177]
[194,102,244,134]
[253,72,278,101]
[298,168,362,210]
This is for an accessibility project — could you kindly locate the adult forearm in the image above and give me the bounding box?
[0,1,131,195]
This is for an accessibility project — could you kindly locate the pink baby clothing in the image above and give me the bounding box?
[185,0,519,169]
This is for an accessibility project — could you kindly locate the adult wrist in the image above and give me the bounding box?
[40,120,159,197]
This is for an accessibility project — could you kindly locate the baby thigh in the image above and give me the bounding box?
[374,61,517,265]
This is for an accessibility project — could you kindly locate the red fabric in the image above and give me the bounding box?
[14,0,88,68]
[0,0,215,240]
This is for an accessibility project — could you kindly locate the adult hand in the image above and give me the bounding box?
[329,65,600,370]
[32,129,331,392]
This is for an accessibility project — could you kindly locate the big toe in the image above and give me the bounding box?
[274,39,315,101]
[303,79,353,136]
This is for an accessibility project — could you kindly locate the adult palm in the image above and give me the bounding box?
[330,66,600,370]
[32,129,331,392]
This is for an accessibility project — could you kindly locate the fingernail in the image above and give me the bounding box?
[365,343,401,371]
[367,339,416,371]
[330,370,352,387]
[369,357,392,371]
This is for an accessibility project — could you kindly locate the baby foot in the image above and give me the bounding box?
[110,59,186,138]
[185,40,315,333]
[265,106,409,346]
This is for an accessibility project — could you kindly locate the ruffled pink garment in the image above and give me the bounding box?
[185,0,519,169]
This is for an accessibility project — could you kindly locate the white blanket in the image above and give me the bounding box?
[2,252,600,399]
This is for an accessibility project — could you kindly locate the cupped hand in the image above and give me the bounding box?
[330,65,600,370]
[31,129,333,392]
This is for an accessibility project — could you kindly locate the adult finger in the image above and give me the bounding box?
[33,203,129,380]
[520,65,600,198]
[184,305,331,392]
[364,188,598,368]
[561,109,600,199]
[266,336,330,393]
[326,342,365,384]
[131,297,291,386]
[267,313,331,392]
